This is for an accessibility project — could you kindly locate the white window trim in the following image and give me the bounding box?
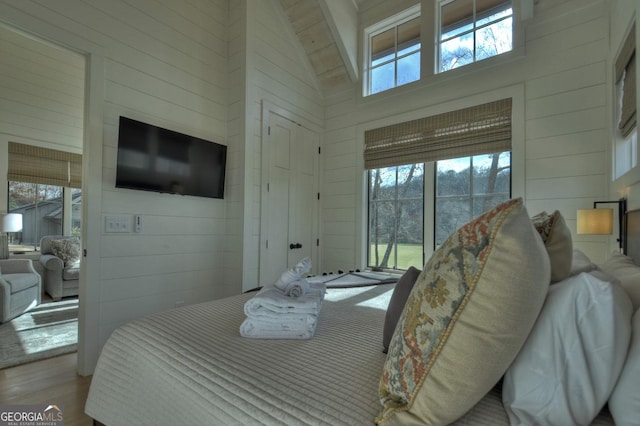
[359,1,526,103]
[356,84,524,269]
[362,3,421,97]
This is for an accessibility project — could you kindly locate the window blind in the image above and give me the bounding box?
[615,23,636,137]
[8,142,82,188]
[364,98,512,169]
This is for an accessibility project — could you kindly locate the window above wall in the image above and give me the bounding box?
[438,0,514,73]
[363,4,421,96]
[362,1,517,97]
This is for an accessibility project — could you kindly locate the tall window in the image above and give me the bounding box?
[364,5,421,96]
[613,22,637,179]
[435,152,511,246]
[365,99,512,271]
[438,0,513,72]
[368,165,424,270]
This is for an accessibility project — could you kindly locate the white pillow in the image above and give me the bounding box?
[600,251,640,310]
[503,272,633,426]
[608,308,640,424]
[569,249,597,276]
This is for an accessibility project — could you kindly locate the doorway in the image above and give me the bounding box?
[0,24,85,369]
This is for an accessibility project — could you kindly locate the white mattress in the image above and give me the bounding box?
[85,284,615,425]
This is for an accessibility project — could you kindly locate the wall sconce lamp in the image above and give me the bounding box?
[0,213,23,259]
[577,198,627,253]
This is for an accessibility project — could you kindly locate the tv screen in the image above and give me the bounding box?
[115,117,227,199]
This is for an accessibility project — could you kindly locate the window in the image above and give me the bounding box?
[368,165,424,270]
[364,99,512,271]
[6,142,82,252]
[367,152,510,271]
[8,183,62,251]
[613,22,637,179]
[364,5,421,96]
[438,0,513,73]
[435,152,511,246]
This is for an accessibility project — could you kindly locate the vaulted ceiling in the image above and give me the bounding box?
[279,0,538,93]
[279,0,359,92]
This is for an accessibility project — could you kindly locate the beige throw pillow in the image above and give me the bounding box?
[49,238,81,267]
[531,210,573,283]
[377,198,550,425]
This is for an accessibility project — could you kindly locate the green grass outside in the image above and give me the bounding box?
[369,243,423,270]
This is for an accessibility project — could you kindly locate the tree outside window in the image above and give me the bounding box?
[367,151,510,271]
[368,164,424,270]
[439,0,513,72]
[435,152,511,246]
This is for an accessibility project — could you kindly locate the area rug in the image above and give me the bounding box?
[0,298,78,369]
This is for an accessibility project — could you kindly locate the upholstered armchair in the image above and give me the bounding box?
[0,259,42,322]
[39,235,81,301]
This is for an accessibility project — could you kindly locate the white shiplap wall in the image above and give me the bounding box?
[238,0,324,290]
[0,0,232,374]
[321,0,613,271]
[0,24,84,204]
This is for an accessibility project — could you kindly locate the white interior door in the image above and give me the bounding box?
[260,111,319,286]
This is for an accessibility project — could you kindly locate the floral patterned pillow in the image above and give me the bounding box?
[376,198,551,425]
[49,238,81,267]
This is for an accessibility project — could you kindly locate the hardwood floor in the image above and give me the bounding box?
[0,353,93,426]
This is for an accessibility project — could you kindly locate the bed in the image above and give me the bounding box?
[85,200,640,425]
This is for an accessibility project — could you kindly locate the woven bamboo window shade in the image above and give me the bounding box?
[8,142,82,188]
[615,23,636,137]
[364,98,512,169]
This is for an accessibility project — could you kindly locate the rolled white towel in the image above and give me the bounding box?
[285,279,309,297]
[295,257,312,274]
[273,257,313,293]
[244,283,326,316]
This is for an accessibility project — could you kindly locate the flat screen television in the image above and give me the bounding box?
[115,116,227,199]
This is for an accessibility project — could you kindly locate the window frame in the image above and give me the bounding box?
[434,152,512,248]
[365,151,511,273]
[7,181,81,252]
[363,4,422,97]
[436,0,514,74]
[367,164,426,271]
[357,87,525,272]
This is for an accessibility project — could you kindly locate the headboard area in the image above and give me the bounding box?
[625,209,640,265]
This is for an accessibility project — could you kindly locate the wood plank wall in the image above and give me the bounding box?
[321,0,613,271]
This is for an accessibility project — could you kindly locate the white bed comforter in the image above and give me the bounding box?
[85,284,615,426]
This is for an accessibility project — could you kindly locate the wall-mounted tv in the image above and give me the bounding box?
[115,116,227,199]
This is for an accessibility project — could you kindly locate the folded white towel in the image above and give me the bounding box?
[273,257,313,292]
[244,282,326,316]
[239,317,318,340]
[285,279,309,297]
[243,309,318,326]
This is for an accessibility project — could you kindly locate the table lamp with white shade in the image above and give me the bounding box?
[0,213,23,259]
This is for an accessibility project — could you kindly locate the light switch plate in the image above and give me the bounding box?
[105,215,130,233]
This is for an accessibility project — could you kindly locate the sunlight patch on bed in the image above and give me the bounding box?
[324,286,393,310]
